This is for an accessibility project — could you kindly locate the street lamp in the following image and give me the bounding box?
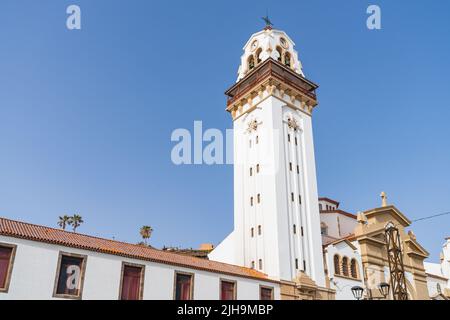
[378,282,390,298]
[351,286,364,300]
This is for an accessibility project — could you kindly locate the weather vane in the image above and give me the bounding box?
[262,11,273,29]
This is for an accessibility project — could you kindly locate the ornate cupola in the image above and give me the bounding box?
[237,26,305,82]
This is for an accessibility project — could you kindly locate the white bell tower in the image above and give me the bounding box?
[210,24,325,287]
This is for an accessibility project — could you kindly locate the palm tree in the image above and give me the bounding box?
[139,225,153,245]
[71,214,84,232]
[57,215,72,230]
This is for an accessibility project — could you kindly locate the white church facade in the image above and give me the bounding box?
[0,24,448,300]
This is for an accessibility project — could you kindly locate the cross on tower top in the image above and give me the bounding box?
[262,14,273,30]
[381,191,388,207]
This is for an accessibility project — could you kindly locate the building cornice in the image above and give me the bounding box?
[225,59,318,120]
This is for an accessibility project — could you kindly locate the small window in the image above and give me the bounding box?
[250,197,254,206]
[174,272,194,300]
[303,260,306,272]
[258,259,263,270]
[256,136,259,144]
[284,52,291,67]
[53,252,87,299]
[256,48,262,64]
[258,225,262,235]
[276,46,283,62]
[250,167,253,176]
[291,193,294,202]
[299,195,302,204]
[251,228,254,237]
[334,255,341,275]
[220,280,236,300]
[248,55,255,70]
[342,257,349,277]
[321,223,328,236]
[350,259,358,279]
[251,261,255,269]
[260,286,274,300]
[288,134,291,142]
[293,224,297,234]
[295,259,299,269]
[256,164,260,173]
[257,194,261,204]
[297,165,300,174]
[295,137,298,145]
[289,163,292,171]
[120,263,145,300]
[0,244,16,293]
[301,227,304,236]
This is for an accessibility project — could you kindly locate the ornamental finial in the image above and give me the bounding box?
[262,11,273,30]
[380,191,388,207]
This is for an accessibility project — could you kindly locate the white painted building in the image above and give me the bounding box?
[323,239,364,300]
[0,218,280,300]
[424,238,450,299]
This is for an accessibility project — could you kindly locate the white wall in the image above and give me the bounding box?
[324,241,364,300]
[320,213,357,239]
[0,236,280,300]
[424,239,450,296]
[228,90,325,287]
[425,274,447,298]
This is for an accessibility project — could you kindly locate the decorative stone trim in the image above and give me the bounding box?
[287,117,300,131]
[0,242,17,294]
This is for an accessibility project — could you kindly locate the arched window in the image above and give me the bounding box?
[255,48,262,64]
[342,257,349,277]
[350,259,358,278]
[333,255,340,275]
[320,222,328,235]
[248,55,255,70]
[276,46,283,62]
[284,52,291,68]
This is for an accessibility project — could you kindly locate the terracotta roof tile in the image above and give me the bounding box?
[320,209,357,220]
[0,217,276,283]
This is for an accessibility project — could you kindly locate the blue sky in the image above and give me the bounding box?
[0,0,449,261]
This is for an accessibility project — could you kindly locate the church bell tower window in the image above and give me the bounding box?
[248,56,255,70]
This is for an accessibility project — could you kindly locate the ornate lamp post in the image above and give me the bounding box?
[351,282,390,300]
[378,282,390,299]
[351,286,364,300]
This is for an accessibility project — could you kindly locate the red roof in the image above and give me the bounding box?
[0,217,275,283]
[322,234,339,246]
[318,197,340,206]
[322,234,356,247]
[320,209,357,220]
